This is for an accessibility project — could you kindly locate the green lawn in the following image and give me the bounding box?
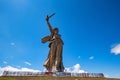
[0,76,120,80]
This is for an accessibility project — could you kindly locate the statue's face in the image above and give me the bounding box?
[53,28,59,34]
[54,29,58,34]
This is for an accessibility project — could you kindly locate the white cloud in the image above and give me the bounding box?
[89,56,94,60]
[43,68,47,72]
[73,64,80,73]
[65,64,86,73]
[3,61,7,64]
[104,74,109,78]
[10,42,15,45]
[10,42,16,47]
[111,44,120,55]
[78,56,80,59]
[24,61,31,66]
[73,64,85,73]
[0,66,41,76]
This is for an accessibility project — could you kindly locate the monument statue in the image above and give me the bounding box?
[41,13,64,72]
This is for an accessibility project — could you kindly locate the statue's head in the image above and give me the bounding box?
[53,28,59,34]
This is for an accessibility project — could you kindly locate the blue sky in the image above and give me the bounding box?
[0,0,120,78]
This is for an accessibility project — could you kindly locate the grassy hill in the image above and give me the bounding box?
[0,76,120,80]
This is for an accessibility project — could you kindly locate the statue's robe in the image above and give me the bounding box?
[42,33,64,72]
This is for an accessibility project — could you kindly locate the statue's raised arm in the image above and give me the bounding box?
[46,13,55,33]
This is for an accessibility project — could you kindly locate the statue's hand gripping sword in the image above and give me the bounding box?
[46,13,55,21]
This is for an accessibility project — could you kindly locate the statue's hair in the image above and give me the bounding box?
[53,28,59,32]
[54,28,59,31]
